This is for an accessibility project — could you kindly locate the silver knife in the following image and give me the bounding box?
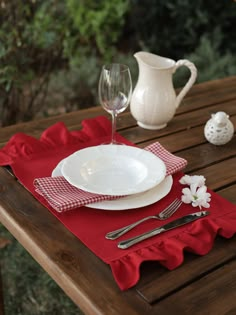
[118,211,210,249]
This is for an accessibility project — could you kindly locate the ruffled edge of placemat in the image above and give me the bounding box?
[109,211,236,290]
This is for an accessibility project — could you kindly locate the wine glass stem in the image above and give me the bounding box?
[111,111,117,144]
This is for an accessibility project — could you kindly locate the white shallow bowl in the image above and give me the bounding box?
[60,145,166,196]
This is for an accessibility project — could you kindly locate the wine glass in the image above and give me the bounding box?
[98,63,132,144]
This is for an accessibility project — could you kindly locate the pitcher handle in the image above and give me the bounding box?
[174,59,197,108]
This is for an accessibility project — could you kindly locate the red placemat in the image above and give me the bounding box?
[0,116,236,290]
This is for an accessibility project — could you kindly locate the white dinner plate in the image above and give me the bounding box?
[86,175,173,210]
[60,145,166,196]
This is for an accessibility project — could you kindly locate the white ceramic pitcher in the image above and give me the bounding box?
[130,51,197,130]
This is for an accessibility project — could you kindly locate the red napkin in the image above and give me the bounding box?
[0,116,236,291]
[33,142,187,212]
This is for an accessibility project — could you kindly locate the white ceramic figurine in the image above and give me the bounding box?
[204,111,234,145]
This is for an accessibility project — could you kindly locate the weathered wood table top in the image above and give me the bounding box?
[0,76,236,315]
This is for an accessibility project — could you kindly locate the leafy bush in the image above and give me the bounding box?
[173,29,236,88]
[186,30,236,83]
[0,0,68,126]
[65,0,130,62]
[128,0,236,60]
[0,0,130,126]
[44,0,130,116]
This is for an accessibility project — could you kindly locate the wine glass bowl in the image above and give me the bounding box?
[98,63,132,144]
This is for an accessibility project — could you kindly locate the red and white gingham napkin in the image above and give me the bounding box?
[145,142,186,176]
[34,142,187,213]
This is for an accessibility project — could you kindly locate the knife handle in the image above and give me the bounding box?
[118,210,210,249]
[118,228,164,249]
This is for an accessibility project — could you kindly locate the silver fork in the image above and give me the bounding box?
[105,198,182,240]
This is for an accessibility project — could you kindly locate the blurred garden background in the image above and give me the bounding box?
[0,0,236,314]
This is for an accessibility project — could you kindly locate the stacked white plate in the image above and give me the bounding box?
[52,145,173,210]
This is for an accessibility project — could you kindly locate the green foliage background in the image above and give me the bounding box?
[129,0,236,59]
[128,0,236,86]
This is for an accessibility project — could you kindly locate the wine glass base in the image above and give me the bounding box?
[101,141,126,145]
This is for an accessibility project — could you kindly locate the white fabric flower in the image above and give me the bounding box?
[181,184,211,209]
[179,175,206,187]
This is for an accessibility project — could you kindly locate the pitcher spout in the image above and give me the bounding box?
[133,51,146,62]
[134,51,175,70]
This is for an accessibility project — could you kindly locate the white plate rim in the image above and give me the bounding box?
[57,145,166,196]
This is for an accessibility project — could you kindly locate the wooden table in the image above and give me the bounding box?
[0,76,236,315]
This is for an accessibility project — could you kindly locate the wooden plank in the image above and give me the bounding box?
[150,259,236,315]
[148,115,236,153]
[181,75,236,97]
[176,136,236,173]
[136,236,236,303]
[177,84,236,114]
[120,100,236,145]
[218,184,236,204]
[188,156,236,192]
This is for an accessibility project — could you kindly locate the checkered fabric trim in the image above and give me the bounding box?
[145,143,187,176]
[34,176,119,213]
[34,142,187,212]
